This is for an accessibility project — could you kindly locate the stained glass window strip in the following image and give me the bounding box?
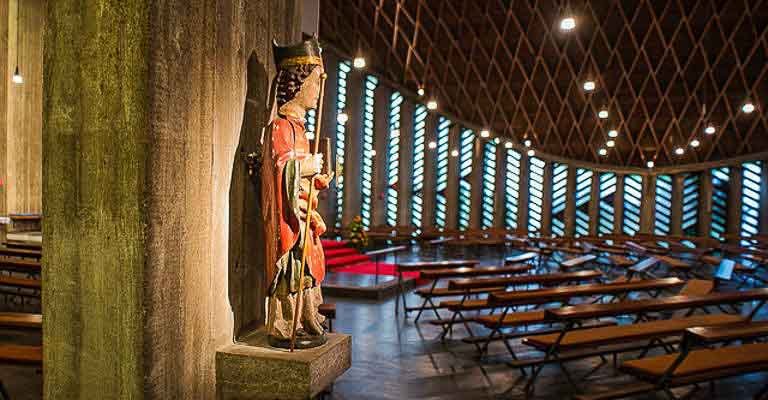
[682,173,700,236]
[741,162,762,244]
[434,117,451,229]
[575,168,592,236]
[505,149,521,230]
[334,60,352,228]
[623,174,642,235]
[457,128,475,230]
[385,92,402,226]
[359,75,378,228]
[481,141,497,229]
[598,173,616,235]
[551,163,568,236]
[654,175,672,235]
[710,167,730,241]
[410,104,427,233]
[527,157,545,235]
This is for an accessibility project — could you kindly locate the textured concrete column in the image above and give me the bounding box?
[469,136,483,229]
[317,51,339,228]
[613,174,625,234]
[396,100,414,227]
[588,171,600,236]
[540,162,553,236]
[370,85,391,228]
[44,1,301,399]
[670,174,685,235]
[421,113,438,229]
[639,174,656,234]
[727,166,743,242]
[493,144,507,228]
[761,161,768,234]
[699,170,713,237]
[517,155,530,234]
[342,68,363,226]
[564,166,577,236]
[445,124,460,230]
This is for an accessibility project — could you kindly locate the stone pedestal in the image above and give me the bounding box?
[216,332,352,400]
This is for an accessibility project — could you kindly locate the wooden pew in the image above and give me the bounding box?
[0,312,41,330]
[396,259,480,317]
[365,245,407,282]
[559,254,597,271]
[518,288,768,394]
[576,322,768,400]
[0,258,41,275]
[503,252,538,266]
[0,247,41,261]
[411,264,532,322]
[2,241,41,251]
[0,275,41,302]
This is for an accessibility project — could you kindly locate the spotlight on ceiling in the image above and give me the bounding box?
[560,17,576,31]
[426,100,438,110]
[428,141,437,150]
[742,102,755,114]
[606,140,615,148]
[417,87,425,97]
[11,66,23,85]
[353,56,366,69]
[451,149,459,157]
[504,141,514,149]
[647,160,655,168]
[583,80,596,92]
[608,129,618,138]
[524,139,532,147]
[598,109,609,119]
[337,112,349,124]
[598,148,607,156]
[704,125,716,135]
[690,139,700,148]
[480,129,490,138]
[675,147,685,155]
[527,149,536,157]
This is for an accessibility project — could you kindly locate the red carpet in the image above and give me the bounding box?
[321,239,423,282]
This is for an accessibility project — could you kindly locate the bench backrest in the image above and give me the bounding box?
[448,269,602,290]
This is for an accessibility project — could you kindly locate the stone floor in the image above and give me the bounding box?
[1,244,766,399]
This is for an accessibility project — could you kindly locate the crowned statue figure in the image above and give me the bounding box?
[259,37,332,349]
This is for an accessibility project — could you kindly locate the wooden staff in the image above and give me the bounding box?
[290,72,328,352]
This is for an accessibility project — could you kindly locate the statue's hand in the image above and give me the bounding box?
[313,173,332,190]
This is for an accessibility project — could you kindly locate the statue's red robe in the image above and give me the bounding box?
[268,115,326,293]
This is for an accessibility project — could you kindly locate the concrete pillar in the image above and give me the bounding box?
[445,124,460,230]
[493,144,507,228]
[639,174,656,234]
[588,171,600,236]
[341,67,364,226]
[317,51,338,227]
[540,162,553,236]
[699,170,713,237]
[421,113,438,229]
[564,166,577,236]
[396,100,414,227]
[613,174,625,234]
[370,85,391,228]
[727,166,743,243]
[43,1,302,398]
[517,155,530,234]
[670,174,684,235]
[760,161,768,234]
[469,136,483,230]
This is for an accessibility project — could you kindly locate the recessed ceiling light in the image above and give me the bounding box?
[560,17,576,31]
[704,125,716,135]
[647,161,655,168]
[608,130,618,138]
[426,100,438,110]
[337,112,349,124]
[417,87,425,97]
[583,80,596,92]
[524,139,532,147]
[606,140,615,148]
[598,109,609,119]
[428,141,437,149]
[742,102,755,114]
[527,149,535,157]
[451,149,459,157]
[353,57,366,69]
[480,129,490,138]
[690,139,700,147]
[504,141,513,149]
[598,148,607,156]
[675,147,684,155]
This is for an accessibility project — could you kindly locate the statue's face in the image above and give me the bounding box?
[295,65,324,110]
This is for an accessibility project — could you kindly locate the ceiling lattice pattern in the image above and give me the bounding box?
[320,0,768,167]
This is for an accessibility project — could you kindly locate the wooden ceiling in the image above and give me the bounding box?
[320,0,768,167]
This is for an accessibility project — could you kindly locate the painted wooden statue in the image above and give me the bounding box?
[260,38,332,349]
